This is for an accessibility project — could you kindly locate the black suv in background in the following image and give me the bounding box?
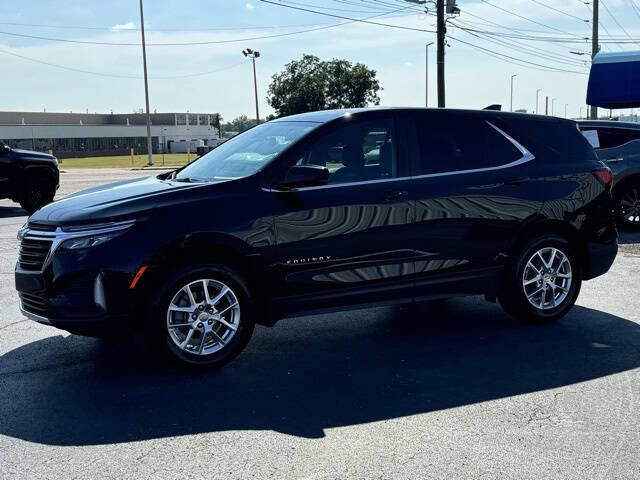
[0,142,59,213]
[15,108,617,369]
[577,121,640,229]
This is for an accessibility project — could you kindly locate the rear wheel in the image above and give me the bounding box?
[615,182,640,230]
[147,263,255,369]
[498,235,582,323]
[19,175,55,213]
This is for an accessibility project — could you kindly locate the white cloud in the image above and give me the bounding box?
[245,3,254,11]
[111,21,135,31]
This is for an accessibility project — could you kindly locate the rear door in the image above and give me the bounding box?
[266,115,416,309]
[407,111,545,294]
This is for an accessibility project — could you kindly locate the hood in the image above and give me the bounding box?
[11,148,56,161]
[29,175,217,225]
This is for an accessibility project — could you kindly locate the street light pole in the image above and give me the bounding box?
[139,0,153,166]
[243,48,261,124]
[510,74,517,112]
[536,88,542,115]
[425,42,434,107]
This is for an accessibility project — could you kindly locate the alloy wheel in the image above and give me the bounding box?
[620,187,640,226]
[166,279,240,355]
[522,247,572,310]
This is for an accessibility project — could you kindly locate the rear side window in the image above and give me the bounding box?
[415,115,521,175]
[584,127,640,149]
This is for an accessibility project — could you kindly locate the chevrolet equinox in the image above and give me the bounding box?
[15,108,618,369]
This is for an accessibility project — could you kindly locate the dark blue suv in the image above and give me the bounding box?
[15,108,618,369]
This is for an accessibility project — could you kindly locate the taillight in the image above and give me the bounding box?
[593,167,613,190]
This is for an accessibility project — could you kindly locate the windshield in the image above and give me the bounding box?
[175,121,317,182]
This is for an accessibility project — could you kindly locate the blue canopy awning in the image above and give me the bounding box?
[587,51,640,109]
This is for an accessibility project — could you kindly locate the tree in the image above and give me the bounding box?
[210,113,223,138]
[229,115,258,133]
[267,54,381,117]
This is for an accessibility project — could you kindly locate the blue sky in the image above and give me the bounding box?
[1,0,639,120]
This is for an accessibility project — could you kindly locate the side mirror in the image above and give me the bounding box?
[276,165,330,189]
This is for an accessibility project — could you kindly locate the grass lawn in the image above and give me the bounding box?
[59,153,195,169]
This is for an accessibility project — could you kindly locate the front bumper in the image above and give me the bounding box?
[15,221,144,337]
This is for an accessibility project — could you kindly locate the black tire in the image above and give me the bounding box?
[498,234,582,324]
[147,262,256,370]
[614,182,640,231]
[19,175,56,214]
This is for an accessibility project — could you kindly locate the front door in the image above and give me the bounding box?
[267,116,415,309]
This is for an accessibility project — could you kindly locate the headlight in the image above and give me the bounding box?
[60,231,124,250]
[58,219,136,250]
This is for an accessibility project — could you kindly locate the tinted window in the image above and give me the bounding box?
[587,127,640,149]
[296,119,397,185]
[415,115,521,174]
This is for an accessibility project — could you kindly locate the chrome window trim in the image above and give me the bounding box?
[264,121,534,192]
[20,219,135,272]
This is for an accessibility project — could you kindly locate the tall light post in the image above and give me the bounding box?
[536,88,542,115]
[425,42,434,107]
[242,48,261,124]
[510,74,517,112]
[139,0,153,166]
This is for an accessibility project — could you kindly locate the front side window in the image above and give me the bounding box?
[296,119,397,185]
[175,121,316,182]
[416,115,522,175]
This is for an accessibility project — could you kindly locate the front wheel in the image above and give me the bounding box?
[147,263,256,369]
[19,175,56,214]
[498,235,582,323]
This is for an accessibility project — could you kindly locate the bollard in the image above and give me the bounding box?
[130,147,134,165]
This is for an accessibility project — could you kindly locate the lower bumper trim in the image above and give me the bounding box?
[20,304,51,325]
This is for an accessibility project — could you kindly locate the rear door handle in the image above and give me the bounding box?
[382,190,408,201]
[505,176,531,185]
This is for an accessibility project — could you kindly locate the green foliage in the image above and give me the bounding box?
[225,115,258,133]
[267,54,382,117]
[210,113,223,138]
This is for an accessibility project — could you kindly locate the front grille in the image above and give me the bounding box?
[19,237,53,271]
[27,223,56,233]
[20,292,50,316]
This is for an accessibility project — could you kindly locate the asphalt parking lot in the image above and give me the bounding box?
[0,169,639,479]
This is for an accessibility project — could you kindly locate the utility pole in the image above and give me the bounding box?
[243,48,261,124]
[545,96,549,115]
[139,0,153,166]
[590,0,599,120]
[536,88,542,114]
[426,42,434,107]
[510,74,517,112]
[436,0,445,107]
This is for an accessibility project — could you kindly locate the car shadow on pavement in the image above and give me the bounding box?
[0,298,638,446]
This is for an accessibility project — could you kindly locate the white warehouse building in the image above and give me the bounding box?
[0,111,222,158]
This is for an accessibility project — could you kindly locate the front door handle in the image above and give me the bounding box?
[505,176,531,185]
[382,190,409,202]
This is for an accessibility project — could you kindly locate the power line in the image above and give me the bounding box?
[600,0,640,47]
[0,48,249,79]
[0,6,419,46]
[529,0,590,24]
[478,0,587,38]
